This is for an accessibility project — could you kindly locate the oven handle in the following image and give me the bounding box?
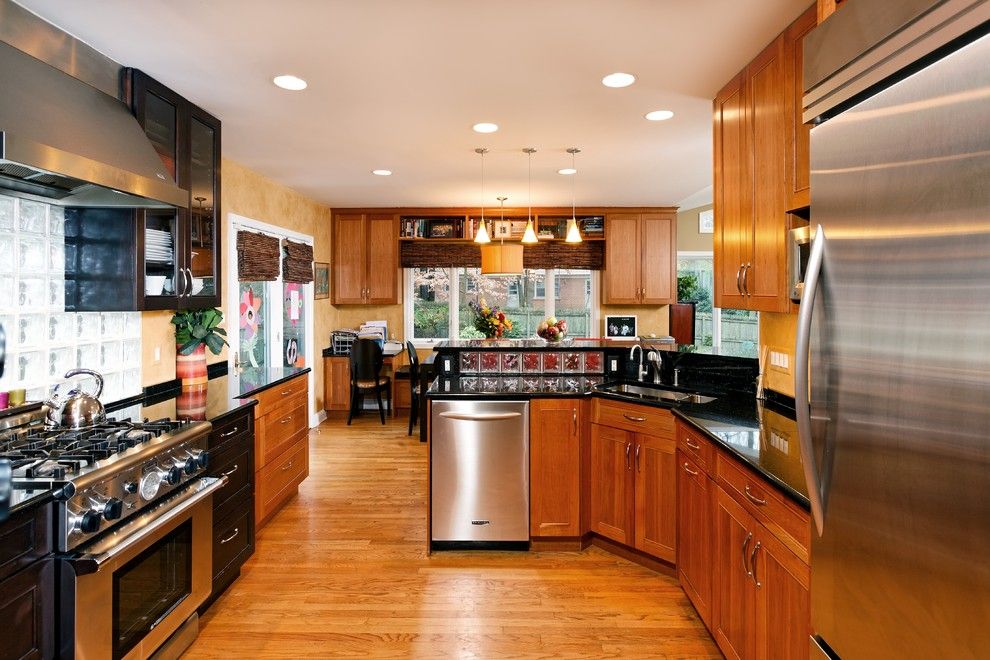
[66,476,227,576]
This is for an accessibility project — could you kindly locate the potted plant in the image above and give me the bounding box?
[171,308,228,388]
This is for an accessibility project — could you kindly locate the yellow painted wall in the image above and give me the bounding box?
[676,204,714,253]
[600,304,669,338]
[141,158,334,409]
[760,311,798,397]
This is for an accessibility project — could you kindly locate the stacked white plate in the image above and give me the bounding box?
[146,228,174,264]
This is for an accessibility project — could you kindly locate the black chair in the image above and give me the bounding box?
[347,339,391,425]
[405,341,421,436]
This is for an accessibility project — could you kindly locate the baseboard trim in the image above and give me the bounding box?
[311,410,327,427]
[530,537,588,552]
[589,535,677,578]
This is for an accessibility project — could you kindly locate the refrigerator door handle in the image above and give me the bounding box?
[795,224,827,536]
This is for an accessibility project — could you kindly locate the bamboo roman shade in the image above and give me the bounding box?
[283,240,315,283]
[236,230,280,281]
[399,241,603,270]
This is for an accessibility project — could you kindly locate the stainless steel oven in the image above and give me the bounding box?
[60,476,226,660]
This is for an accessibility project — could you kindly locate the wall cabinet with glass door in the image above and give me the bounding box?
[126,69,221,311]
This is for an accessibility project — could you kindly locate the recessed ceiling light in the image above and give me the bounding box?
[601,72,636,88]
[645,110,675,121]
[558,168,577,175]
[371,169,392,176]
[472,122,499,133]
[273,74,307,91]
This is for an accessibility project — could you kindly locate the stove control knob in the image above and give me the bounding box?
[181,456,198,476]
[79,510,102,534]
[165,465,183,486]
[103,498,124,521]
[123,481,138,494]
[190,449,209,471]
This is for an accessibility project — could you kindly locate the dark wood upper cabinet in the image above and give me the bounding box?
[65,70,221,312]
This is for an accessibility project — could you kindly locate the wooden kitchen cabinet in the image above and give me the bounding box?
[677,450,714,629]
[249,373,310,529]
[323,355,351,411]
[713,7,815,313]
[530,398,582,538]
[590,400,678,562]
[712,484,810,660]
[332,212,400,304]
[603,211,676,305]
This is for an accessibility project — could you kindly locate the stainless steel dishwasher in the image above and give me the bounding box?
[430,400,529,548]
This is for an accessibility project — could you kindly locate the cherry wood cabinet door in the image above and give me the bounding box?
[713,72,751,311]
[754,525,811,660]
[603,213,642,304]
[633,433,677,562]
[530,399,582,537]
[640,213,676,304]
[677,450,714,630]
[589,423,633,545]
[745,35,789,313]
[366,213,400,304]
[713,487,757,660]
[332,213,366,304]
[785,6,817,211]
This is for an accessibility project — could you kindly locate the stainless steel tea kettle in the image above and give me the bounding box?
[46,368,107,429]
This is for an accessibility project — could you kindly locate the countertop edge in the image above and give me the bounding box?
[235,367,312,400]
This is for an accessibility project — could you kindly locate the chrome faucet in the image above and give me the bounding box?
[629,345,648,382]
[647,351,663,384]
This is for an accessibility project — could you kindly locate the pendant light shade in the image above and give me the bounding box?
[481,196,523,276]
[521,147,539,245]
[565,147,583,243]
[474,220,491,244]
[473,147,491,244]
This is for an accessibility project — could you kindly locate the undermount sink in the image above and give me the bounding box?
[598,382,717,405]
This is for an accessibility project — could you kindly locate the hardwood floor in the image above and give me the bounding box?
[187,417,720,659]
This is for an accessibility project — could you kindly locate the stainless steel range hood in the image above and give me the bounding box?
[0,39,188,208]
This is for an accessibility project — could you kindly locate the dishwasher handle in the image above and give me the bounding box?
[438,411,523,422]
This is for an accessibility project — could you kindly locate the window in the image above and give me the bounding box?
[406,268,597,344]
[677,252,758,356]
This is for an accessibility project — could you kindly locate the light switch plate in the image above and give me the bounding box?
[769,350,791,373]
[609,358,619,372]
[443,358,451,372]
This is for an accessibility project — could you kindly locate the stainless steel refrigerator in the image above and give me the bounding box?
[798,1,990,657]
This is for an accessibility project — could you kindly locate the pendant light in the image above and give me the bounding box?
[521,148,539,244]
[481,196,524,275]
[565,147,583,243]
[473,148,491,244]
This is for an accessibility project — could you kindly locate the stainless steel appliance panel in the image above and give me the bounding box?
[803,31,990,659]
[431,400,529,542]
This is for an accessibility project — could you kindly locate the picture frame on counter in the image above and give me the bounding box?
[605,315,638,339]
[314,262,330,299]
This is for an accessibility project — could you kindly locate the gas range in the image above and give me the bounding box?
[0,413,213,552]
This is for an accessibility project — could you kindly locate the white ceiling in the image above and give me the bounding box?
[18,0,810,209]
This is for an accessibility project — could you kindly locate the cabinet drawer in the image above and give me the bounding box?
[0,557,54,660]
[592,398,674,437]
[676,422,715,475]
[209,439,253,512]
[0,505,52,582]
[212,505,253,580]
[257,438,309,523]
[716,453,810,562]
[260,399,308,466]
[252,375,308,417]
[209,409,253,449]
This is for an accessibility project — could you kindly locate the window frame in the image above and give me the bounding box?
[404,267,600,348]
[676,250,760,353]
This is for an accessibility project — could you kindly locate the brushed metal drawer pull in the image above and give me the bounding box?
[744,485,767,506]
[220,427,239,439]
[682,462,699,476]
[635,443,641,471]
[750,541,762,587]
[622,414,646,422]
[685,439,701,450]
[281,460,294,471]
[281,390,291,395]
[220,527,240,544]
[735,264,744,295]
[222,464,239,477]
[741,532,753,577]
[572,409,577,435]
[625,442,631,470]
[280,416,292,424]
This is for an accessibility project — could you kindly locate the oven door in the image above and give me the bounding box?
[62,476,227,660]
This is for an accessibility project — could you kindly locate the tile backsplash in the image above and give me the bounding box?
[0,194,142,404]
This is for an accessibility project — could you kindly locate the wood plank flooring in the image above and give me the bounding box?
[186,417,720,658]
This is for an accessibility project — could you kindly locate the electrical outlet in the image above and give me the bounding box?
[443,358,451,372]
[609,358,619,373]
[153,346,161,363]
[769,350,791,372]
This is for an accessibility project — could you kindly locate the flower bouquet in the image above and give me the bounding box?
[469,298,513,339]
[537,316,568,343]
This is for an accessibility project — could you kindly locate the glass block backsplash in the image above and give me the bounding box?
[0,194,142,404]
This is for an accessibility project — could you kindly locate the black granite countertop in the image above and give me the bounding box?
[434,339,676,351]
[428,377,808,509]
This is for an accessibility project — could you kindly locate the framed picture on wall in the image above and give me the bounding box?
[604,315,638,339]
[314,262,330,299]
[699,208,714,234]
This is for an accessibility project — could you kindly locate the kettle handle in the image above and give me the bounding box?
[44,383,62,425]
[63,368,104,399]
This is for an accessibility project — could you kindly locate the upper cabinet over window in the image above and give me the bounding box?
[332,212,400,305]
[603,211,676,305]
[713,5,815,314]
